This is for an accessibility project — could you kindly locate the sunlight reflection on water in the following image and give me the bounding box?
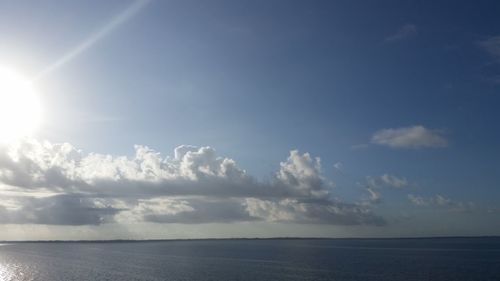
[0,239,499,281]
[0,245,15,281]
[0,263,13,281]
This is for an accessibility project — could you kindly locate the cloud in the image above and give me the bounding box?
[245,198,386,226]
[380,174,408,188]
[478,36,500,83]
[364,187,381,204]
[479,36,500,61]
[117,198,256,224]
[366,174,408,189]
[361,174,408,205]
[0,139,385,226]
[333,162,343,172]
[275,150,329,198]
[385,24,417,42]
[0,194,122,225]
[371,125,448,149]
[408,194,475,212]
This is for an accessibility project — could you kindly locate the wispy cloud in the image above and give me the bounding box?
[371,125,448,149]
[478,36,500,83]
[333,162,344,172]
[380,174,408,188]
[367,174,408,189]
[408,194,475,212]
[479,36,500,61]
[361,174,407,206]
[385,24,417,42]
[364,187,382,204]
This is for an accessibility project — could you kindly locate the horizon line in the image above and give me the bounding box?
[1,235,499,243]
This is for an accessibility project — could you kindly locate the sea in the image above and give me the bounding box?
[0,238,499,281]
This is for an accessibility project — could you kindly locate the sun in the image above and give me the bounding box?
[0,67,42,143]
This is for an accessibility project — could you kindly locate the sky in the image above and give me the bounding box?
[0,0,499,240]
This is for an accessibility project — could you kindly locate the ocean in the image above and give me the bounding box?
[0,238,499,280]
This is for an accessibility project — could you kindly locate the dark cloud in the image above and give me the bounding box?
[0,194,122,225]
[140,199,257,224]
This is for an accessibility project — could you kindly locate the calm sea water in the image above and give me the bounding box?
[0,238,499,281]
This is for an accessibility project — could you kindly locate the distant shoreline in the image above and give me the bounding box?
[1,236,499,243]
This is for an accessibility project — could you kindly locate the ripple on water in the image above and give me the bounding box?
[0,239,499,281]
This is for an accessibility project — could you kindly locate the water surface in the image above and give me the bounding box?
[0,238,499,280]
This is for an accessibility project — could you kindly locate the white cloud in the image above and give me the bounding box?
[365,187,381,204]
[385,24,417,42]
[275,150,329,198]
[361,174,408,206]
[371,125,448,149]
[380,174,408,188]
[408,194,475,212]
[407,194,428,206]
[0,139,385,226]
[333,162,343,172]
[366,174,408,189]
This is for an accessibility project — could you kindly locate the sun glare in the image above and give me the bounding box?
[0,67,42,143]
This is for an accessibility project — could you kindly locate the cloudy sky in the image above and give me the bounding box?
[0,0,499,240]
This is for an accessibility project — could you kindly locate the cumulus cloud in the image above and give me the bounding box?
[0,139,385,226]
[385,24,417,42]
[371,125,448,149]
[408,194,475,212]
[275,150,329,198]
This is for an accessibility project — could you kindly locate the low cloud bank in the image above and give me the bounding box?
[0,139,385,226]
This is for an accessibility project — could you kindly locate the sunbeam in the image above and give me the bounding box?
[34,0,150,81]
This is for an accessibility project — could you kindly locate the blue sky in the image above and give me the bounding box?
[0,0,499,239]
